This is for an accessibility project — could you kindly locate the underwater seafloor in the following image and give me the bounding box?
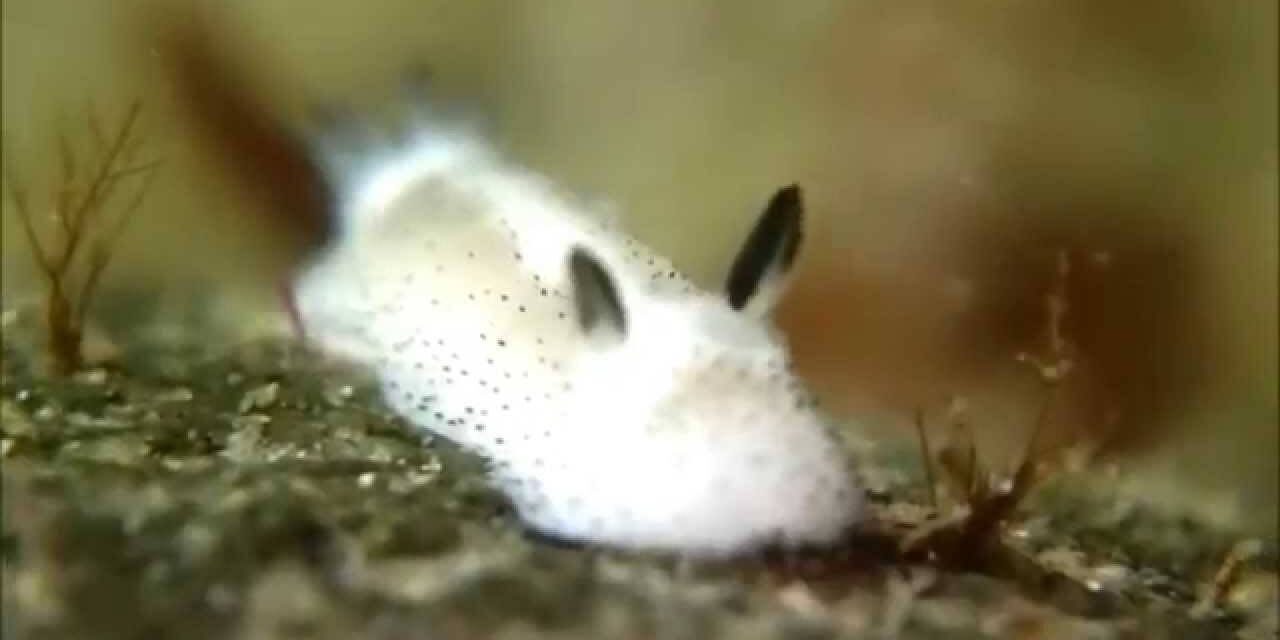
[1,294,1276,640]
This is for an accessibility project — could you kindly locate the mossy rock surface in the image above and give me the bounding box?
[2,302,1274,640]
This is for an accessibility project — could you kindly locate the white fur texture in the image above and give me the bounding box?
[291,124,863,555]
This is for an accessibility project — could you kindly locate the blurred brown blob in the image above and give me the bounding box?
[142,6,331,266]
[784,205,1205,459]
[766,1,1269,467]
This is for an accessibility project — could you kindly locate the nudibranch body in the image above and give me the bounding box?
[288,105,863,556]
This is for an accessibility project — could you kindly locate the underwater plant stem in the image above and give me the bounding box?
[914,408,939,510]
[45,280,82,374]
[5,101,152,375]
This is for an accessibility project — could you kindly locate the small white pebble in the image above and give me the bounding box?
[324,384,357,408]
[156,388,194,404]
[357,472,377,488]
[74,369,108,386]
[1090,563,1131,591]
[238,382,280,414]
[777,581,829,620]
[231,415,272,430]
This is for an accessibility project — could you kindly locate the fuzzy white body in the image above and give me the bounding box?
[292,126,863,555]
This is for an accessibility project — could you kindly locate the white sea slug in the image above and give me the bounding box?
[284,94,864,556]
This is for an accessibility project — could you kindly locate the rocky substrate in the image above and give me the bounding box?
[2,302,1275,640]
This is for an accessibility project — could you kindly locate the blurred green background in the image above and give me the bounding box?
[3,1,1275,533]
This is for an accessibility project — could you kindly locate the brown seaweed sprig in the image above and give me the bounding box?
[4,101,159,374]
[904,249,1097,570]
